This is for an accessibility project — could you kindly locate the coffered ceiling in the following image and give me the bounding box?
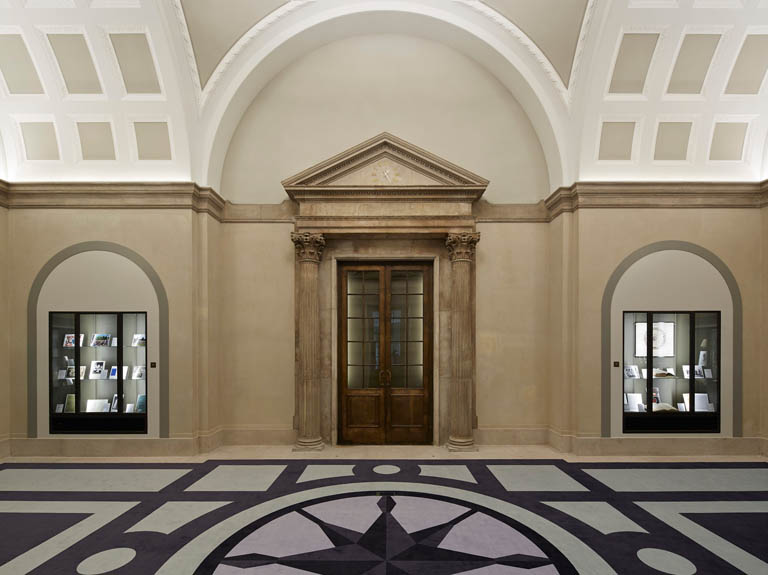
[0,0,765,193]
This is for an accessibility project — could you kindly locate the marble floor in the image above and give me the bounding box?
[0,458,766,574]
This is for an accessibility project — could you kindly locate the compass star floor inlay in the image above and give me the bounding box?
[0,460,765,575]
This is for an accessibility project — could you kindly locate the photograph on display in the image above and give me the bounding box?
[89,360,107,379]
[136,394,147,413]
[132,365,146,380]
[682,365,690,379]
[63,334,84,347]
[109,366,118,380]
[66,366,76,379]
[694,365,705,378]
[623,364,641,379]
[90,333,112,347]
[635,322,675,357]
[111,337,118,347]
[86,399,110,413]
[79,365,86,379]
[131,334,147,347]
[704,368,714,379]
[55,404,64,413]
[110,394,118,412]
[57,369,67,380]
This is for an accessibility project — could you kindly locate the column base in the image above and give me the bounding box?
[447,436,477,452]
[293,436,324,452]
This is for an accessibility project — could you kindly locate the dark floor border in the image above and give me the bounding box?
[27,241,169,438]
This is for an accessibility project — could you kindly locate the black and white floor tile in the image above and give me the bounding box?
[0,460,766,574]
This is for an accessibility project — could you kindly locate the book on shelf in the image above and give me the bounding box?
[63,334,84,347]
[65,366,76,379]
[136,394,147,413]
[80,365,86,379]
[85,399,110,413]
[652,387,660,403]
[704,368,714,379]
[90,333,111,347]
[131,334,147,347]
[55,403,64,413]
[57,369,67,379]
[110,393,118,412]
[89,360,107,380]
[64,394,75,413]
[132,365,146,380]
[125,403,135,413]
[111,337,118,347]
[109,366,118,380]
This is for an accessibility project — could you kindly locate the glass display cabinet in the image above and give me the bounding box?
[49,311,147,433]
[622,311,720,433]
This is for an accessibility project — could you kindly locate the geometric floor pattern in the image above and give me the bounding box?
[0,460,766,575]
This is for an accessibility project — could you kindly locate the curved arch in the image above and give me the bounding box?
[196,1,571,195]
[27,241,170,438]
[600,241,743,437]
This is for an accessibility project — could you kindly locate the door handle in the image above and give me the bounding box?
[378,369,386,388]
[384,369,391,387]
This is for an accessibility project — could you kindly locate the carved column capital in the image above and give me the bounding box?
[291,232,325,263]
[445,232,480,262]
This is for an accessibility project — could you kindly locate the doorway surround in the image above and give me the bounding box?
[283,133,488,450]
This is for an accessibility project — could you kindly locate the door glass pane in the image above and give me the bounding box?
[123,312,147,413]
[694,312,719,412]
[348,366,363,389]
[391,317,406,341]
[347,271,363,294]
[407,295,423,317]
[407,365,423,388]
[650,313,687,414]
[365,366,380,389]
[51,313,76,414]
[364,295,379,319]
[363,272,379,294]
[348,342,362,365]
[407,318,423,342]
[79,313,118,414]
[348,295,363,317]
[623,312,647,412]
[391,271,407,294]
[364,319,379,342]
[407,271,423,293]
[391,342,404,365]
[407,342,423,365]
[348,319,363,342]
[391,366,406,388]
[364,343,378,365]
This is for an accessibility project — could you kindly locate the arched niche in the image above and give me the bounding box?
[27,242,169,438]
[601,242,742,438]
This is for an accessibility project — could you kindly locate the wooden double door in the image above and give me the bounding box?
[339,262,433,444]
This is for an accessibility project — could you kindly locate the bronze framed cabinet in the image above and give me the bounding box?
[622,311,720,433]
[338,262,433,444]
[49,311,147,434]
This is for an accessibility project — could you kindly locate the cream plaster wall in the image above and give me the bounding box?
[220,35,550,205]
[7,209,198,442]
[573,208,763,442]
[0,207,9,456]
[475,223,550,443]
[216,223,296,443]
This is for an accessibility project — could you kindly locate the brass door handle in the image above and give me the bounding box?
[378,369,387,388]
[384,369,391,387]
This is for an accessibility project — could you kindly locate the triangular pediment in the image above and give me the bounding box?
[282,133,488,201]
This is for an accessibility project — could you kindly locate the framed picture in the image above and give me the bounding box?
[55,403,64,413]
[63,334,84,348]
[704,368,714,379]
[66,366,76,379]
[682,365,690,379]
[79,365,86,379]
[89,360,107,379]
[623,364,640,379]
[131,365,145,380]
[635,322,675,358]
[694,365,705,378]
[90,334,111,347]
[131,334,146,347]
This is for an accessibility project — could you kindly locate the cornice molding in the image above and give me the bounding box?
[0,181,226,220]
[545,181,768,220]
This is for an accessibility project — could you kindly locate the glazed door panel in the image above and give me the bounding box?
[339,263,432,444]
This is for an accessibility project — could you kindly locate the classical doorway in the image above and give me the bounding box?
[338,262,433,444]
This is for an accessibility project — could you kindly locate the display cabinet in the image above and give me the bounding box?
[622,311,720,433]
[49,311,147,433]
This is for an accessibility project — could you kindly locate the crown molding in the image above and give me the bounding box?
[0,179,8,209]
[545,181,768,220]
[0,181,226,220]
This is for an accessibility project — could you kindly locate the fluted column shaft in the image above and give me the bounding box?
[291,232,325,451]
[446,232,480,451]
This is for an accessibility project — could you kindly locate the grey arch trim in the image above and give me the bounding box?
[27,241,169,438]
[601,240,743,437]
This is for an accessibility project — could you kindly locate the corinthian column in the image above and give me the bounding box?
[446,232,480,452]
[291,232,325,451]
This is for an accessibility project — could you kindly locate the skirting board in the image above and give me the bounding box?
[0,438,9,458]
[473,427,549,445]
[547,428,767,456]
